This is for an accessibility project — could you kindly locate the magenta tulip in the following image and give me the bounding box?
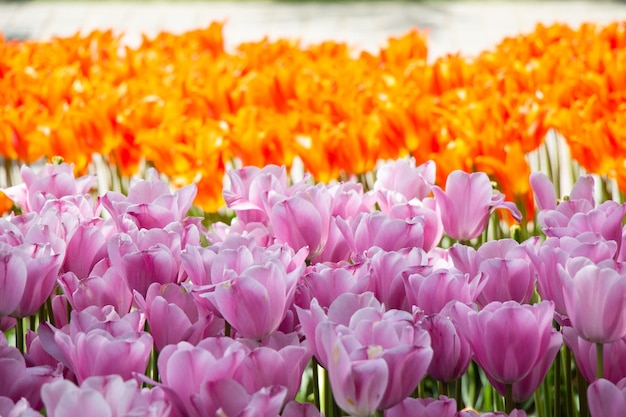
[451,300,556,385]
[588,378,626,417]
[563,327,626,383]
[421,314,472,383]
[563,264,626,343]
[384,396,457,417]
[374,158,436,202]
[432,170,521,241]
[223,164,289,225]
[41,375,172,417]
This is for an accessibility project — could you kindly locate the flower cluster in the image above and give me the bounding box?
[1,159,626,417]
[3,22,626,211]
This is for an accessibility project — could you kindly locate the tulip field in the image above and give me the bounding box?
[2,19,626,417]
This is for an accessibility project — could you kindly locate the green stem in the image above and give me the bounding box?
[152,347,159,382]
[438,381,449,398]
[455,379,463,411]
[577,366,589,417]
[554,347,562,417]
[505,384,514,414]
[312,360,321,412]
[225,321,231,338]
[46,297,56,327]
[15,317,24,354]
[535,385,545,417]
[564,347,576,417]
[596,343,604,380]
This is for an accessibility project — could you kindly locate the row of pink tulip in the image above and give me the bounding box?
[1,159,626,416]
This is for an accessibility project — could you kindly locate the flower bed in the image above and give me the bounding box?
[0,158,625,417]
[2,20,626,417]
[2,22,626,212]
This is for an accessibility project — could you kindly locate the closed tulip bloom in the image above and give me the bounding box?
[404,267,486,315]
[563,327,626,383]
[588,378,626,417]
[4,163,96,215]
[223,165,289,225]
[563,264,626,343]
[384,396,457,417]
[191,379,286,417]
[451,300,555,385]
[41,375,172,417]
[432,170,521,241]
[489,331,563,401]
[374,159,436,202]
[421,314,472,383]
[135,283,222,351]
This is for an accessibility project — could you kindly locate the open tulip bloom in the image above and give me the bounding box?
[1,143,626,417]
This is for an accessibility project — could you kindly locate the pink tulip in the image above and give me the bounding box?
[386,198,443,252]
[0,239,64,318]
[432,170,521,241]
[198,242,306,340]
[134,282,223,351]
[451,239,537,305]
[366,247,428,310]
[563,264,626,343]
[404,267,486,315]
[312,294,433,412]
[302,261,370,308]
[58,261,133,315]
[374,159,436,202]
[270,184,332,258]
[3,163,96,214]
[384,396,457,417]
[421,314,472,383]
[328,181,376,219]
[451,300,556,385]
[41,375,172,417]
[233,343,311,401]
[191,379,286,417]
[346,211,426,254]
[316,321,388,416]
[281,401,324,417]
[107,229,181,297]
[588,378,626,417]
[157,338,247,416]
[102,168,197,231]
[0,398,41,417]
[0,335,62,410]
[563,327,626,383]
[488,331,562,402]
[223,164,289,225]
[61,219,113,279]
[38,307,152,383]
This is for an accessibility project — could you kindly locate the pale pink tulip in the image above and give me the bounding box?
[451,300,556,385]
[432,170,521,241]
[41,375,172,417]
[588,378,626,417]
[563,264,626,343]
[384,396,457,417]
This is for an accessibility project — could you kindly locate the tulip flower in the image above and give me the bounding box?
[563,264,626,343]
[384,396,457,417]
[563,327,626,383]
[38,307,152,383]
[3,163,97,215]
[588,378,626,417]
[421,314,472,383]
[41,375,172,417]
[432,170,522,241]
[451,300,556,386]
[223,164,289,225]
[374,158,436,202]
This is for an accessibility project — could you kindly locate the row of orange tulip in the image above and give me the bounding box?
[1,21,625,212]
